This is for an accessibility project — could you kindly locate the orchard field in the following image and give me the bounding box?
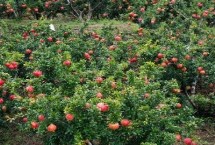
[0,0,215,145]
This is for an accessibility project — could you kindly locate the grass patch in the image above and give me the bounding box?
[0,19,139,34]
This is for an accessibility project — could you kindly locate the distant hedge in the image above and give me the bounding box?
[0,1,214,26]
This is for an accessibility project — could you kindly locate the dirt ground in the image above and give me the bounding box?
[194,118,215,145]
[0,124,42,145]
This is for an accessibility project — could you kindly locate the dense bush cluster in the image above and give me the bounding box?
[0,0,214,145]
[0,21,210,145]
[0,0,127,20]
[1,1,214,23]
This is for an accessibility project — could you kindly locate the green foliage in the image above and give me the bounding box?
[191,94,215,116]
[0,20,202,145]
[0,0,215,144]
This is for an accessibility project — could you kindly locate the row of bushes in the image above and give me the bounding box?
[0,0,214,24]
[0,0,128,20]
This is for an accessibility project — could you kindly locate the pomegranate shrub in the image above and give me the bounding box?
[0,1,214,144]
[1,0,214,23]
[0,22,203,145]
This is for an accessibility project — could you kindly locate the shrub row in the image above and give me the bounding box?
[0,19,212,144]
[0,0,214,24]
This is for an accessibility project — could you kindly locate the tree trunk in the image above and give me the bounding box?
[79,11,84,22]
[87,3,92,21]
[15,0,20,18]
